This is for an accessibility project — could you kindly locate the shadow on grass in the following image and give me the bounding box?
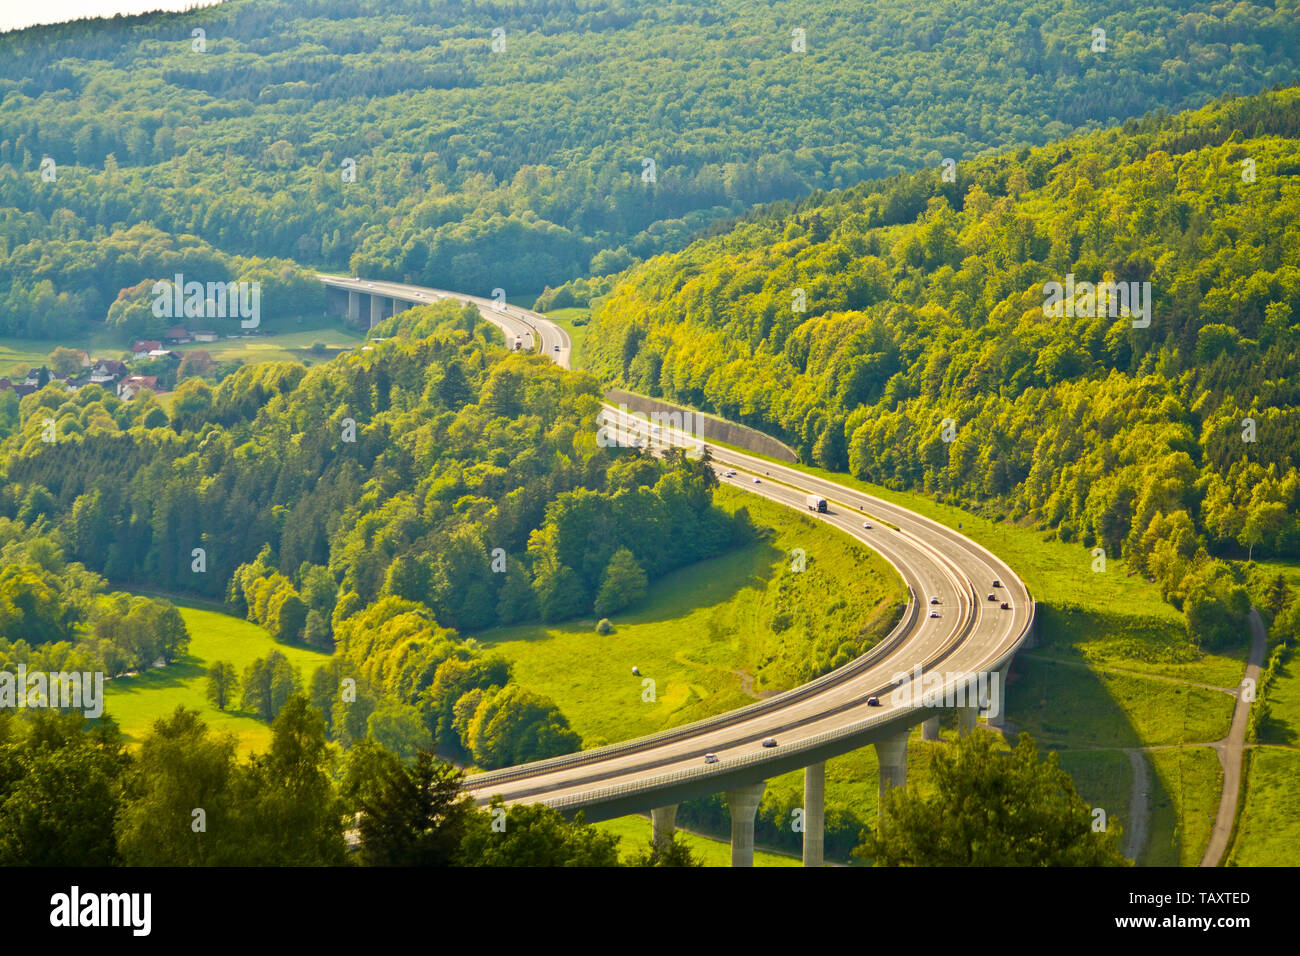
[477,538,786,645]
[1013,600,1175,865]
[106,653,207,696]
[1036,603,1204,666]
[1258,657,1298,747]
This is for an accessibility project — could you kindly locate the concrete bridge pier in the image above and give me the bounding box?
[957,704,979,737]
[369,294,385,329]
[651,805,678,851]
[921,716,941,740]
[726,781,767,867]
[348,290,360,323]
[986,661,1011,730]
[875,728,909,811]
[802,761,825,867]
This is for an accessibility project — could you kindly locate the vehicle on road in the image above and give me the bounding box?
[929,610,940,618]
[553,344,560,351]
[806,494,827,513]
[753,477,761,484]
[1000,602,1011,610]
[863,521,872,529]
[513,336,522,350]
[930,596,941,604]
[867,697,881,707]
[992,579,1002,588]
[761,737,777,748]
[987,593,997,601]
[725,469,737,478]
[704,753,719,764]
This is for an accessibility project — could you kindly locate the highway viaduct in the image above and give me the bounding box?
[318,273,1037,867]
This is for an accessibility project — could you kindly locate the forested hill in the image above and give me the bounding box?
[3,1,1300,330]
[0,300,753,766]
[584,89,1300,644]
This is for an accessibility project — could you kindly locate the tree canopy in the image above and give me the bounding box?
[856,731,1129,866]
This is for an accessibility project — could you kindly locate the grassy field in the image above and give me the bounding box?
[1142,745,1222,866]
[0,316,361,378]
[1254,558,1300,595]
[104,602,331,753]
[1257,650,1300,748]
[1226,747,1300,866]
[0,331,119,375]
[1009,659,1234,749]
[1055,749,1134,839]
[169,321,363,367]
[594,815,802,867]
[472,485,905,748]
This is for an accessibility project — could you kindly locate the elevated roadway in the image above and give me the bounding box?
[317,272,1036,865]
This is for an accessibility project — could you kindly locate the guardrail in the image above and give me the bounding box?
[543,610,1037,813]
[489,579,992,805]
[466,592,921,791]
[320,275,1038,807]
[470,423,1029,798]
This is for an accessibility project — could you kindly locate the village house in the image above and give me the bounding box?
[90,359,127,385]
[0,378,37,398]
[117,375,159,400]
[23,366,53,389]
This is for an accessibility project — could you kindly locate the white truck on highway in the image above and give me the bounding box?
[806,494,827,513]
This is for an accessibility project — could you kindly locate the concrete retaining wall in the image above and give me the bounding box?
[605,388,798,463]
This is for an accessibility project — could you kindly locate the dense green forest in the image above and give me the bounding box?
[0,301,750,766]
[0,701,691,866]
[0,521,189,676]
[584,89,1300,648]
[3,0,1300,332]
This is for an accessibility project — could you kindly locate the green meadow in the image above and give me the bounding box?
[471,485,905,748]
[1227,747,1300,866]
[104,602,331,754]
[1143,746,1223,867]
[0,315,361,378]
[594,815,802,867]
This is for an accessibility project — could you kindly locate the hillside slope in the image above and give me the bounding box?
[3,0,1300,328]
[586,89,1300,639]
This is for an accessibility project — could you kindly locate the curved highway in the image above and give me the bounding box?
[318,273,1036,824]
